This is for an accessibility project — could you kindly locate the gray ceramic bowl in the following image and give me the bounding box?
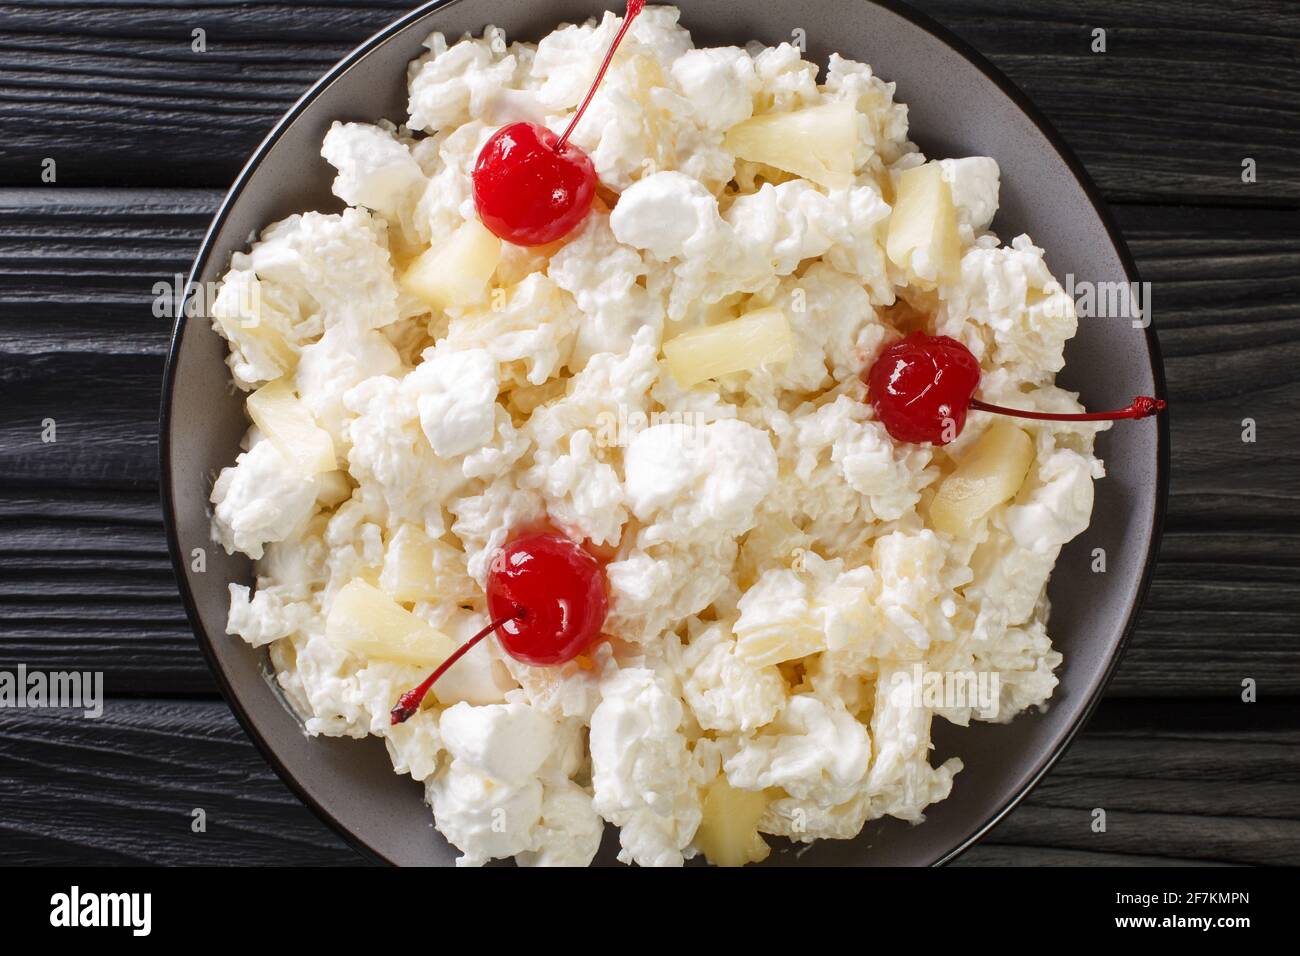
[161,0,1168,866]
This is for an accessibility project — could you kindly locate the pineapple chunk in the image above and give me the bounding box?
[211,272,297,378]
[735,618,826,668]
[885,162,962,285]
[928,421,1034,535]
[663,307,793,388]
[379,525,438,604]
[628,55,674,178]
[737,512,806,589]
[326,579,458,668]
[400,219,502,312]
[724,101,858,190]
[696,778,772,867]
[214,310,296,378]
[379,525,479,605]
[247,378,336,475]
[315,470,352,508]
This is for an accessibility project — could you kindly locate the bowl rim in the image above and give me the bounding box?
[159,0,1170,867]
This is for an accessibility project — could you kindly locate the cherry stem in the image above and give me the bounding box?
[554,0,646,151]
[390,609,523,725]
[969,395,1167,423]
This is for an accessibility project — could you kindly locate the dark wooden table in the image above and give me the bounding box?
[1,0,1296,867]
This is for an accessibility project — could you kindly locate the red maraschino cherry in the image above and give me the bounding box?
[390,531,609,724]
[865,331,1166,446]
[472,0,646,246]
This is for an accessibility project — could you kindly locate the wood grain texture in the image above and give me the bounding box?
[969,702,1300,867]
[0,699,362,865]
[0,699,1289,865]
[0,488,204,693]
[0,1,1296,202]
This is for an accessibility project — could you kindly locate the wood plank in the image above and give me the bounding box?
[0,188,211,353]
[0,352,163,487]
[0,699,362,865]
[0,698,1287,865]
[969,701,1300,866]
[1,191,1298,695]
[0,488,209,694]
[919,0,1300,205]
[0,1,1296,202]
[980,805,1298,866]
[0,190,208,487]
